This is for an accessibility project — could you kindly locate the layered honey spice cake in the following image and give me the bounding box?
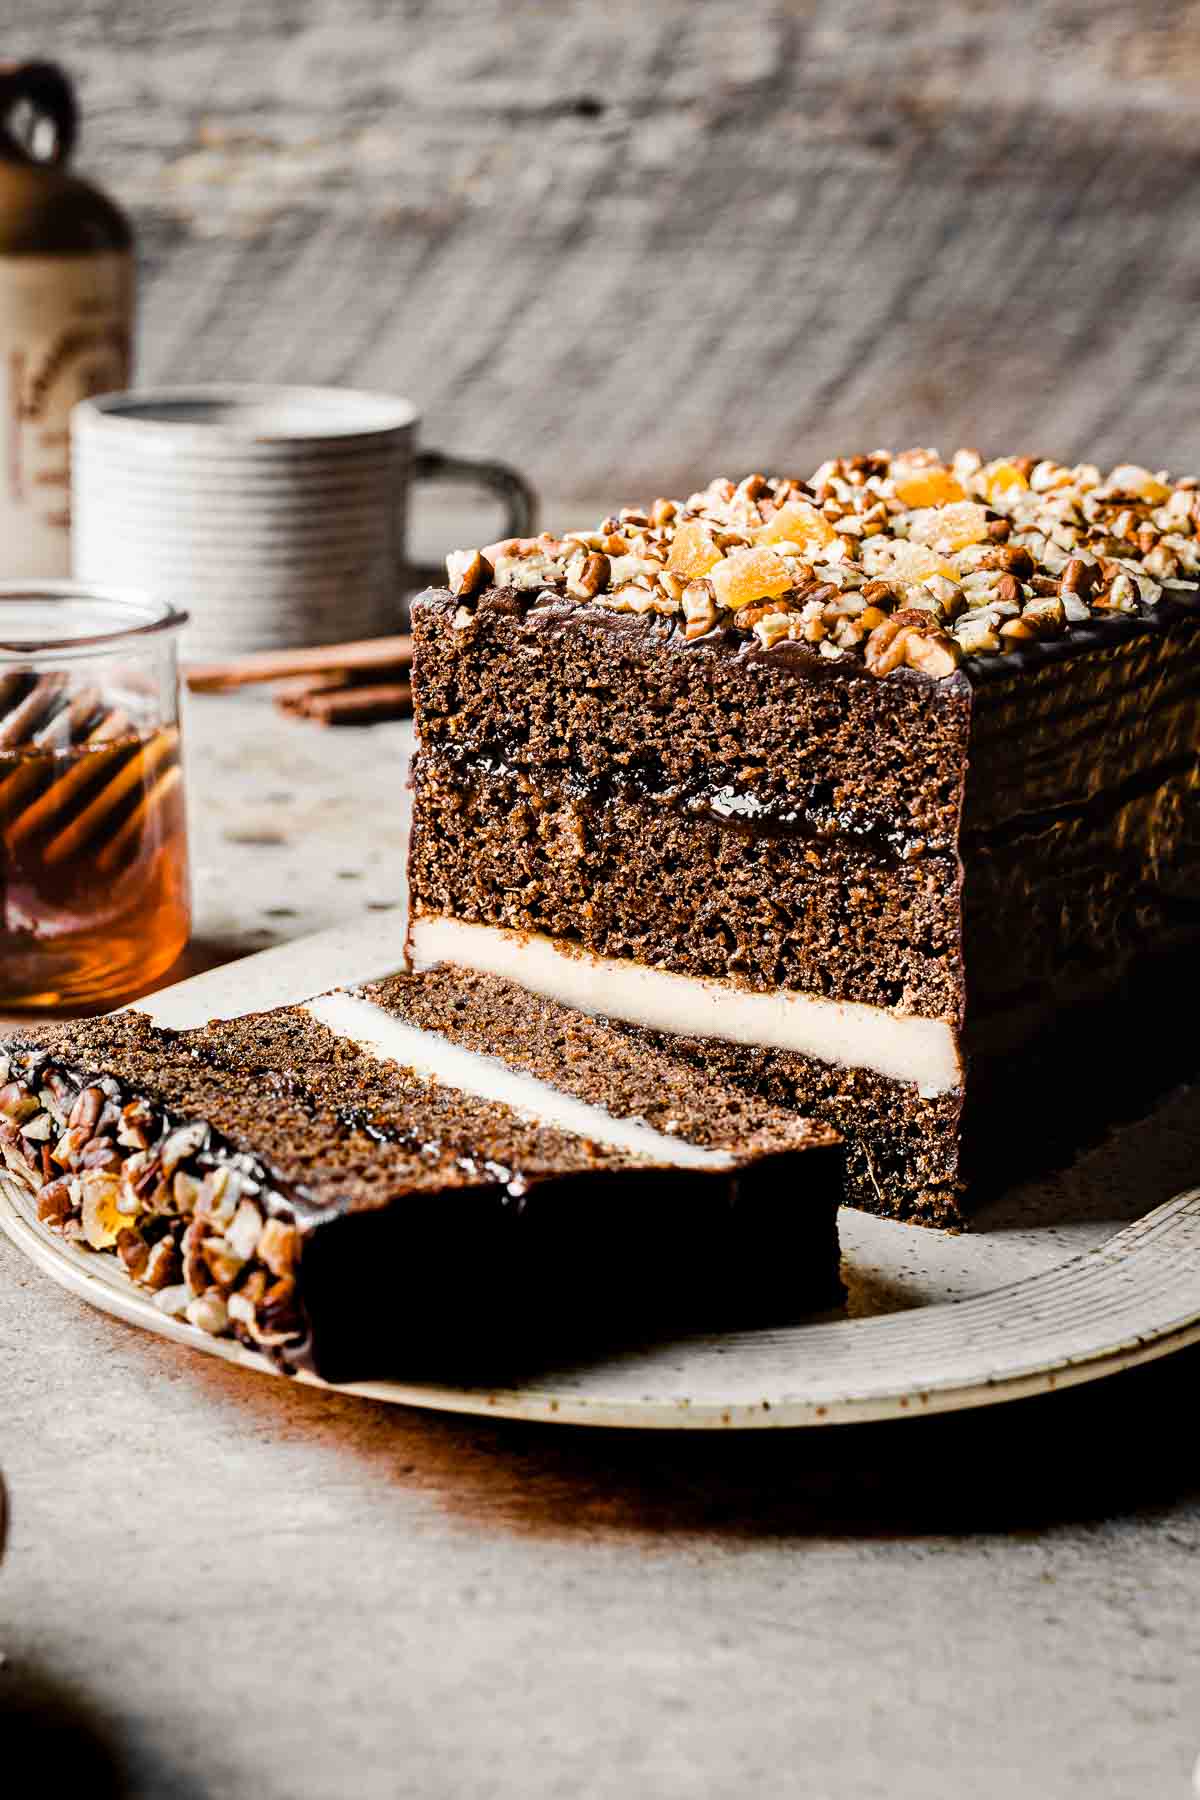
[408,450,1200,1224]
[0,972,842,1380]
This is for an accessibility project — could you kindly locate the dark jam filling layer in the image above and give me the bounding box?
[420,745,942,863]
[419,741,1200,863]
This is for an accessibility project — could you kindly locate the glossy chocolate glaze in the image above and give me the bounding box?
[962,588,1200,681]
[960,595,1200,1025]
[425,579,1200,682]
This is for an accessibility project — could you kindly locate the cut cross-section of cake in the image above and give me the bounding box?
[408,450,1200,1224]
[0,970,842,1380]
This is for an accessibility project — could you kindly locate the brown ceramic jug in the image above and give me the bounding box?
[0,61,133,577]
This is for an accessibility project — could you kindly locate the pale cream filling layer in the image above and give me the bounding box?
[303,991,736,1170]
[408,916,962,1099]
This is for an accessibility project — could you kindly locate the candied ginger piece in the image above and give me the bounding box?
[862,539,957,587]
[81,1172,133,1250]
[754,499,835,556]
[983,461,1030,505]
[709,546,794,612]
[667,519,722,579]
[893,468,965,508]
[907,500,991,553]
[1107,464,1173,504]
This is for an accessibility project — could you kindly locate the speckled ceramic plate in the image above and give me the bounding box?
[4,915,1200,1428]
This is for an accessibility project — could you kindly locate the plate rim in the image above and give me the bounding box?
[5,1176,1200,1430]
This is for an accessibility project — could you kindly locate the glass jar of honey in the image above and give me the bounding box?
[0,584,189,1006]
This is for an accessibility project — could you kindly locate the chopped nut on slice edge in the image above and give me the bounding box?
[440,452,1200,679]
[445,547,493,599]
[0,1050,307,1363]
[864,609,963,679]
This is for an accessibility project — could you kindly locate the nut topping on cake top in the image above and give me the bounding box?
[444,450,1200,678]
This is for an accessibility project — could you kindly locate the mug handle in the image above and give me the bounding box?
[406,448,538,591]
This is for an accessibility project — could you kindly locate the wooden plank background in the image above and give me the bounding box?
[11,0,1200,507]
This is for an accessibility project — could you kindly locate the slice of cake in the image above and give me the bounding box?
[407,450,1200,1224]
[0,972,842,1381]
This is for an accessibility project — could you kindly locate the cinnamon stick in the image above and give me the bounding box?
[272,671,351,710]
[185,635,413,694]
[280,681,412,726]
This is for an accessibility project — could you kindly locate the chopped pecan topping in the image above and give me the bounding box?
[566,551,610,601]
[68,1085,104,1134]
[258,1217,299,1279]
[682,578,719,641]
[143,1238,182,1291]
[865,609,963,678]
[116,1228,150,1277]
[37,1179,73,1227]
[735,597,795,630]
[1021,596,1068,636]
[1059,556,1099,598]
[1094,573,1139,612]
[442,451,1200,679]
[445,548,493,599]
[2,1049,307,1360]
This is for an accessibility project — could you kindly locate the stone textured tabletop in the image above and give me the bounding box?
[178,690,415,968]
[2,694,1199,1800]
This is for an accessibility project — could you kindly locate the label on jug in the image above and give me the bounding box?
[0,249,132,578]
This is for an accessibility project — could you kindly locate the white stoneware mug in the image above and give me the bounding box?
[70,385,535,660]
